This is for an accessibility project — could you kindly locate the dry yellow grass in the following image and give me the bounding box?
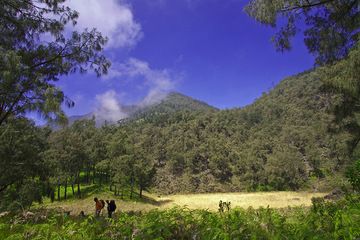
[159,191,326,211]
[46,191,326,216]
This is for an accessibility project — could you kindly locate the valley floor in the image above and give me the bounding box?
[3,192,358,239]
[47,191,326,216]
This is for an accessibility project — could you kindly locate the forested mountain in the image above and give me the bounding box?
[4,68,351,206]
[60,92,218,127]
[36,68,356,197]
[129,92,218,121]
[2,1,359,238]
[130,69,356,192]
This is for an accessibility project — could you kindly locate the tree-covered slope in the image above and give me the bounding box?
[41,69,354,196]
[57,92,217,128]
[111,69,352,194]
[128,92,218,122]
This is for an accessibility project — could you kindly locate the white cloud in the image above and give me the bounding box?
[94,90,128,122]
[104,58,177,106]
[66,0,142,48]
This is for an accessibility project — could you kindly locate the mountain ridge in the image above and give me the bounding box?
[44,68,354,193]
[62,91,218,127]
[123,69,353,193]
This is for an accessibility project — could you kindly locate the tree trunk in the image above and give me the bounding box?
[57,179,61,201]
[50,188,55,203]
[86,166,90,184]
[71,177,75,196]
[46,180,51,198]
[92,165,96,184]
[130,175,134,199]
[64,178,67,200]
[77,173,81,198]
[139,185,143,198]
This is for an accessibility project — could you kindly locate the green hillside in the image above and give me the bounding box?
[53,92,217,128]
[126,92,218,122]
[2,68,356,213]
[26,68,356,199]
[109,69,353,194]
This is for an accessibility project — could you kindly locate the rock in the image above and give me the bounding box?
[23,211,35,218]
[0,211,10,218]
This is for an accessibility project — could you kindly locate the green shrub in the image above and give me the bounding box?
[0,196,359,239]
[346,159,360,192]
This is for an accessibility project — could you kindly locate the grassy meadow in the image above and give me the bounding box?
[157,191,327,210]
[44,185,326,216]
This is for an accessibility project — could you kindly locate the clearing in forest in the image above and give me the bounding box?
[160,191,326,210]
[47,191,326,216]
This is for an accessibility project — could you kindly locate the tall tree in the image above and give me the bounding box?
[45,126,86,199]
[107,128,133,197]
[71,119,101,184]
[0,117,48,193]
[133,131,156,198]
[244,0,360,172]
[0,0,110,125]
[244,0,359,65]
[322,42,360,152]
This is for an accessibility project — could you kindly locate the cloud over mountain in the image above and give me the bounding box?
[102,58,178,108]
[94,90,128,122]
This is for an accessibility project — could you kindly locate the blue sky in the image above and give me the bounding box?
[53,0,314,119]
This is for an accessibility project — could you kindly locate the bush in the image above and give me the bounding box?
[346,159,360,192]
[0,196,359,239]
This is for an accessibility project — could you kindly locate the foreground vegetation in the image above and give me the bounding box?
[0,1,359,239]
[1,0,359,213]
[1,195,359,240]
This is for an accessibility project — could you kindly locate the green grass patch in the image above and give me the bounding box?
[1,195,360,239]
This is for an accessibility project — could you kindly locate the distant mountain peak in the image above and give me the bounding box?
[52,91,218,128]
[156,91,218,111]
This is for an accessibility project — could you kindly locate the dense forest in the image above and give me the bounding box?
[1,66,359,211]
[1,0,359,239]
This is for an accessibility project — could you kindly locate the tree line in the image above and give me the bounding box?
[2,64,358,212]
[0,0,359,211]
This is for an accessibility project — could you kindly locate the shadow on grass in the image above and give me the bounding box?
[56,184,107,201]
[112,190,173,206]
[80,184,106,198]
[141,195,173,206]
[54,184,173,207]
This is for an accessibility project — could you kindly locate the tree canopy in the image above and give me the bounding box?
[244,0,359,65]
[0,0,110,125]
[245,1,360,161]
[1,0,359,212]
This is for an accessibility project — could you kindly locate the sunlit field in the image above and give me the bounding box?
[159,191,327,210]
[47,190,326,216]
